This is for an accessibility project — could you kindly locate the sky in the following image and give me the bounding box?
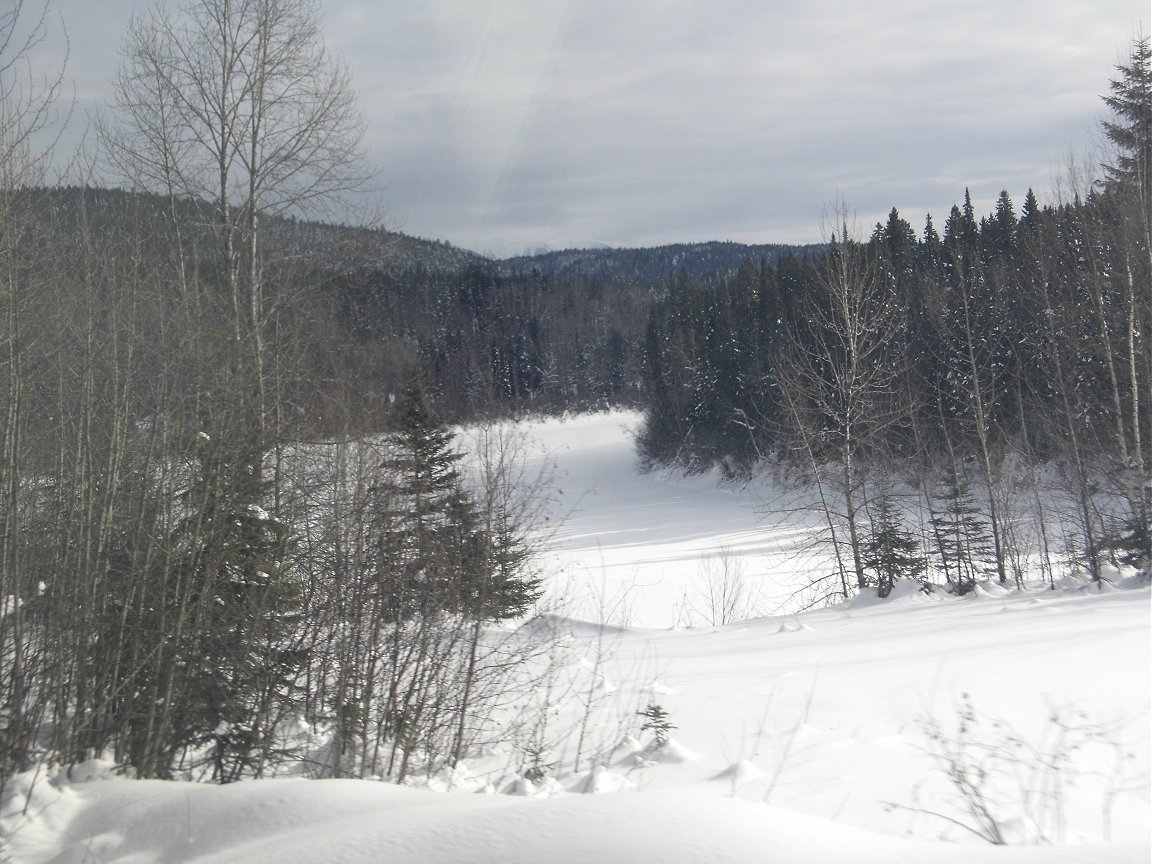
[28,0,1151,257]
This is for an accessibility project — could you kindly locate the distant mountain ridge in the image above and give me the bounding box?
[21,186,486,275]
[32,188,820,282]
[496,240,823,286]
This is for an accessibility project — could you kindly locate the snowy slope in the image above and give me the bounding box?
[4,412,1149,863]
[521,411,826,626]
[11,777,1149,864]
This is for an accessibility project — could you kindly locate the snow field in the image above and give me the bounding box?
[4,411,1148,863]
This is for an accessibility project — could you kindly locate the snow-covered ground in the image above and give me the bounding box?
[4,412,1149,863]
[522,411,829,626]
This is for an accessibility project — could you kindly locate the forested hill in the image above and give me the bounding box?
[498,240,822,286]
[23,186,485,275]
[32,188,820,281]
[20,186,823,430]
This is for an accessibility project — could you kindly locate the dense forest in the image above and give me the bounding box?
[0,0,1147,794]
[7,188,818,431]
[632,40,1150,598]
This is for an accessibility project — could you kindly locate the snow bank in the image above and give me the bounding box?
[11,777,1149,864]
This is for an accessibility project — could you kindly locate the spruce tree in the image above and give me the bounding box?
[638,312,682,468]
[1111,516,1151,575]
[374,384,473,618]
[371,384,543,772]
[1101,36,1151,203]
[171,433,301,782]
[374,383,539,622]
[983,190,1017,258]
[929,469,995,594]
[862,494,927,597]
[1020,188,1041,232]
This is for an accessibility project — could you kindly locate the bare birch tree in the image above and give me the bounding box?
[774,210,906,593]
[104,0,366,436]
[0,0,69,792]
[90,0,368,780]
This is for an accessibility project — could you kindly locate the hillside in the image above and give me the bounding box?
[21,186,485,275]
[498,239,822,286]
[29,188,824,285]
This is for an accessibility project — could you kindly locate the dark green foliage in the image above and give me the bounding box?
[1110,516,1151,574]
[635,261,784,474]
[1020,188,1042,232]
[85,432,303,781]
[929,470,995,594]
[174,437,302,782]
[982,190,1018,259]
[1101,37,1151,201]
[863,495,927,597]
[638,703,677,747]
[375,383,540,622]
[471,491,541,622]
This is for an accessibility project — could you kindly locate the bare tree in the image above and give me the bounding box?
[0,0,70,794]
[79,0,370,781]
[104,0,366,434]
[934,247,1011,585]
[774,210,906,593]
[1033,146,1150,581]
[1098,38,1151,572]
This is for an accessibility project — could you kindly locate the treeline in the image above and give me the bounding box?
[327,260,649,424]
[497,240,823,285]
[637,40,1150,599]
[17,190,824,431]
[636,188,1137,473]
[18,187,754,429]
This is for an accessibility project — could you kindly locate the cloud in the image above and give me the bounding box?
[34,0,1152,255]
[354,0,1146,253]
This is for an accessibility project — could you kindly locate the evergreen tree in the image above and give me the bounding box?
[1020,188,1041,232]
[172,433,302,782]
[921,213,941,254]
[374,383,538,622]
[862,494,927,597]
[882,207,918,278]
[961,189,980,248]
[374,384,475,617]
[1101,36,1151,203]
[638,311,682,467]
[940,204,970,284]
[366,384,544,775]
[929,469,995,594]
[983,190,1017,259]
[1111,515,1151,574]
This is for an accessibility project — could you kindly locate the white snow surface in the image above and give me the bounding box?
[523,411,828,626]
[4,411,1149,863]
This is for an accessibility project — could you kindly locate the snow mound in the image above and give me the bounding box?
[576,764,634,794]
[56,759,121,784]
[643,737,701,764]
[13,778,1148,864]
[842,579,939,609]
[711,760,767,788]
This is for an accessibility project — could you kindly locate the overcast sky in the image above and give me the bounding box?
[36,0,1150,257]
